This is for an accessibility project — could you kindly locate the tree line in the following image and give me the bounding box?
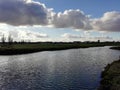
[0,34,31,45]
[1,34,13,45]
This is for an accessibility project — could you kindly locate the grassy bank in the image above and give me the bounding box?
[110,46,120,50]
[98,46,120,90]
[0,43,106,55]
[98,59,120,90]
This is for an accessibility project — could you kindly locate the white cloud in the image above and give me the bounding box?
[0,29,49,42]
[52,9,92,30]
[61,33,113,42]
[89,36,112,41]
[61,33,82,39]
[84,31,91,36]
[92,11,120,32]
[51,10,120,32]
[0,0,120,33]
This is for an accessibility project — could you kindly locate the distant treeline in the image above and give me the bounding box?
[0,34,120,45]
[0,39,119,55]
[0,41,120,45]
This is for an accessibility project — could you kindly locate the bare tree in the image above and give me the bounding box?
[8,34,13,45]
[1,34,6,44]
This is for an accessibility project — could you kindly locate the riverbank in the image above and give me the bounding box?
[110,46,120,50]
[0,42,120,55]
[98,47,120,90]
[98,59,120,90]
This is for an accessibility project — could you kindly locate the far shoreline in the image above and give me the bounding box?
[0,44,105,55]
[0,42,120,55]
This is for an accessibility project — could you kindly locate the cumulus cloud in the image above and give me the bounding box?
[0,0,92,30]
[0,0,120,32]
[52,10,120,32]
[52,9,92,30]
[0,0,51,26]
[92,11,120,32]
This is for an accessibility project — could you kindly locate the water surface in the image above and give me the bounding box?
[0,46,120,90]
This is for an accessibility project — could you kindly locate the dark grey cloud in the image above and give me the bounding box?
[0,0,50,26]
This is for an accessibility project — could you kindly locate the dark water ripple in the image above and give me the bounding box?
[0,46,120,90]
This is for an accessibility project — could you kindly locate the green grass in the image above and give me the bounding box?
[0,43,104,55]
[98,46,120,90]
[0,42,119,55]
[110,46,120,50]
[98,60,120,90]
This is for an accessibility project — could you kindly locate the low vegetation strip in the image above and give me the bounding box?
[0,43,106,55]
[98,59,120,90]
[0,42,120,55]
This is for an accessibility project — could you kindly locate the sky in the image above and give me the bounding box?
[0,0,120,42]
